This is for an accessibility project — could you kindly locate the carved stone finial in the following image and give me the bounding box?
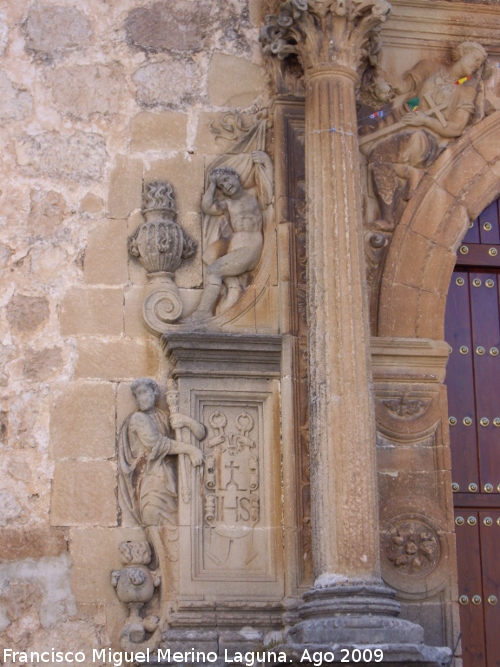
[128,181,197,333]
[259,0,391,73]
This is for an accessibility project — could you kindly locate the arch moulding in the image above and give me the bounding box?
[378,111,500,340]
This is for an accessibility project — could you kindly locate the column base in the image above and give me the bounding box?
[283,581,452,666]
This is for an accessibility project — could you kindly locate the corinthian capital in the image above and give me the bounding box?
[260,0,391,73]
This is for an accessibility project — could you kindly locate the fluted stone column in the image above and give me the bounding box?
[261,3,452,658]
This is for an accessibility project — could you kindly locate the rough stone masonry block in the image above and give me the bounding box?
[24,2,92,55]
[75,338,159,380]
[46,64,125,120]
[84,220,129,285]
[51,460,117,526]
[208,54,265,107]
[130,111,188,152]
[0,527,67,561]
[60,287,124,336]
[7,294,50,334]
[16,132,107,183]
[0,71,33,121]
[50,382,115,459]
[107,155,143,219]
[125,0,212,52]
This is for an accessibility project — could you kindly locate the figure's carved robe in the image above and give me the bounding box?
[368,60,481,218]
[370,60,480,170]
[119,409,178,528]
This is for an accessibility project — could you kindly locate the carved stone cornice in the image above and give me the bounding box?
[260,0,391,73]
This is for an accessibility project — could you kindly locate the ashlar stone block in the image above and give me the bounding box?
[60,287,124,336]
[130,111,188,152]
[50,382,115,460]
[208,54,265,107]
[107,156,143,219]
[75,338,159,380]
[51,460,117,527]
[84,220,129,285]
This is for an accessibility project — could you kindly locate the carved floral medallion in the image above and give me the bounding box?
[385,520,440,577]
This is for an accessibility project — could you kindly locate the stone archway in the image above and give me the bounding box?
[378,111,500,340]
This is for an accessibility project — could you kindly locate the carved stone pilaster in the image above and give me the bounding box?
[261,2,452,662]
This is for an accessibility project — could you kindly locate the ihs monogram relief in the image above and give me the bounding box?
[203,410,261,569]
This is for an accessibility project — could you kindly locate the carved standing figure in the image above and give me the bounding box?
[186,152,273,322]
[366,41,488,224]
[119,378,205,530]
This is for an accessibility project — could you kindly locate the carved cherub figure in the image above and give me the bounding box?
[119,378,205,529]
[367,41,488,225]
[186,151,273,321]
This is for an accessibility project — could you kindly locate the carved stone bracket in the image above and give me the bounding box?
[111,541,161,651]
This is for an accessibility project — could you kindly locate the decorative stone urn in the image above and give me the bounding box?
[128,181,196,333]
[111,541,160,647]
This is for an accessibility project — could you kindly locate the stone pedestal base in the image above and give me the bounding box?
[284,582,452,666]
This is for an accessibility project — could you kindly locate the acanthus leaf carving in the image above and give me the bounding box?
[260,0,391,74]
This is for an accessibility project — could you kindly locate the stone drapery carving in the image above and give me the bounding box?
[128,182,197,332]
[185,112,273,323]
[361,41,489,226]
[119,378,205,530]
[111,541,161,649]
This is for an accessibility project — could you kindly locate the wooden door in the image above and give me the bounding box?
[445,199,500,667]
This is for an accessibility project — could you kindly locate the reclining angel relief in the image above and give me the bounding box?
[360,40,491,227]
[184,112,273,323]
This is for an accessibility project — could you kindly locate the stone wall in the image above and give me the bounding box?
[4,0,500,661]
[0,0,269,657]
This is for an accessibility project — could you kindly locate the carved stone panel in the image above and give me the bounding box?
[164,333,284,607]
[195,397,274,581]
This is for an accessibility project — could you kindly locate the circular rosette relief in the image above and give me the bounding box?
[143,289,183,332]
[382,514,446,597]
